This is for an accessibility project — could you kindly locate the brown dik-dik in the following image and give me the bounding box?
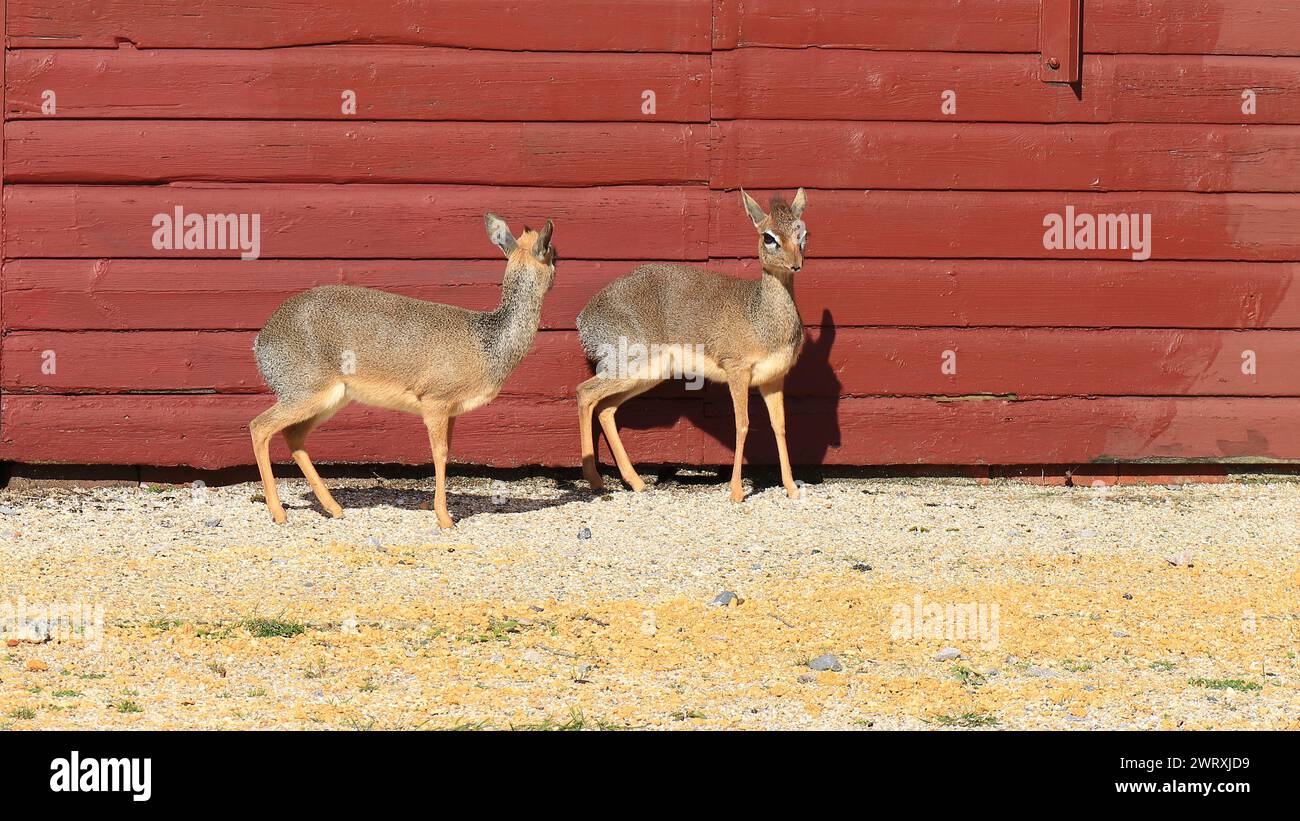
[250,214,555,527]
[576,189,809,501]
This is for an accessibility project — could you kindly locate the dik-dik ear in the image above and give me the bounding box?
[484,213,517,256]
[740,189,767,228]
[790,187,808,218]
[533,219,554,259]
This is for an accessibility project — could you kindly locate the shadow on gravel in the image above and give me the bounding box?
[301,480,593,520]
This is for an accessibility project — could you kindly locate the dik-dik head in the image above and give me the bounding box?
[485,213,556,291]
[741,188,808,274]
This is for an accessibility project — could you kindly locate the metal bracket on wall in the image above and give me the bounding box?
[1039,0,1082,83]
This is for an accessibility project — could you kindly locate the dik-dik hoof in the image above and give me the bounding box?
[785,485,802,500]
[729,486,745,503]
[327,506,344,519]
[270,509,288,524]
[437,516,455,531]
[626,477,647,493]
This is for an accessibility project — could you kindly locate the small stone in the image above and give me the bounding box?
[708,591,740,607]
[797,673,816,683]
[1006,529,1023,538]
[367,536,382,549]
[1079,529,1098,538]
[851,563,872,572]
[340,617,359,635]
[25,659,49,672]
[1112,630,1129,638]
[577,527,592,540]
[1123,593,1133,600]
[203,517,222,528]
[0,505,21,515]
[935,647,962,661]
[808,653,842,672]
[1026,665,1054,678]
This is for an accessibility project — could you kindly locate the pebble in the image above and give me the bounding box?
[577,527,592,540]
[935,647,963,661]
[203,518,222,528]
[1026,665,1055,678]
[851,563,872,572]
[797,673,817,683]
[808,653,842,672]
[708,591,740,607]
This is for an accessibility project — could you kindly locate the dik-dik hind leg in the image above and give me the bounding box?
[578,375,658,492]
[249,388,343,523]
[725,367,753,502]
[422,405,455,530]
[760,379,800,499]
[282,404,346,519]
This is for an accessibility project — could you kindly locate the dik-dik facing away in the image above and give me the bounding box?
[576,189,808,501]
[250,214,555,528]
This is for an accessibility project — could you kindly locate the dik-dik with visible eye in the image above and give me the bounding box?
[575,189,809,501]
[250,214,556,527]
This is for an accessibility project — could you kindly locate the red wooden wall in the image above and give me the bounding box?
[2,1,1300,470]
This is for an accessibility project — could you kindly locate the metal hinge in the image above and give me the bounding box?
[1039,0,1083,84]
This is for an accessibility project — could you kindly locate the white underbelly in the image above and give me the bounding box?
[751,348,797,385]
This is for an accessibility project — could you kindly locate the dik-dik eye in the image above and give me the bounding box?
[798,231,808,249]
[762,232,779,247]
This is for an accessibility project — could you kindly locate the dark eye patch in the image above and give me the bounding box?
[762,232,779,246]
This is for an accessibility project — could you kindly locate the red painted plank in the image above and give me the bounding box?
[9,120,1292,192]
[712,51,1300,124]
[4,48,710,122]
[7,328,1297,399]
[710,121,1300,192]
[713,0,1300,56]
[5,394,1299,468]
[7,259,1298,331]
[708,190,1300,261]
[5,121,709,186]
[2,185,711,260]
[6,0,712,51]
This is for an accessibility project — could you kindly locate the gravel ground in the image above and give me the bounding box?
[2,470,1298,730]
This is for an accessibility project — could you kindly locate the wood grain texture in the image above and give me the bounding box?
[7,0,712,51]
[2,185,711,260]
[6,259,1297,331]
[5,121,710,185]
[712,0,1300,55]
[5,328,1294,399]
[5,394,1298,468]
[712,50,1300,123]
[709,190,1300,261]
[5,48,710,121]
[710,121,1300,192]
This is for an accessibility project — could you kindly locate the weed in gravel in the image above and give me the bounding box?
[507,707,623,731]
[243,617,307,638]
[113,700,143,714]
[8,707,36,720]
[1149,660,1177,671]
[1062,658,1094,673]
[52,690,81,698]
[76,671,107,680]
[1189,677,1261,692]
[951,665,987,688]
[460,618,522,644]
[147,618,183,631]
[932,712,999,728]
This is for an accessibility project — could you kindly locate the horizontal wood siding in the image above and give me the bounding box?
[2,1,1299,468]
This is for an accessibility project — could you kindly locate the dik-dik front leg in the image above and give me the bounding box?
[760,379,800,499]
[725,366,752,502]
[422,404,455,530]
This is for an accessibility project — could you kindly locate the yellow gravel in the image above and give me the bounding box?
[2,473,1297,729]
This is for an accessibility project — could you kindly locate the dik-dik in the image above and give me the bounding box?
[250,214,555,528]
[576,189,808,501]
